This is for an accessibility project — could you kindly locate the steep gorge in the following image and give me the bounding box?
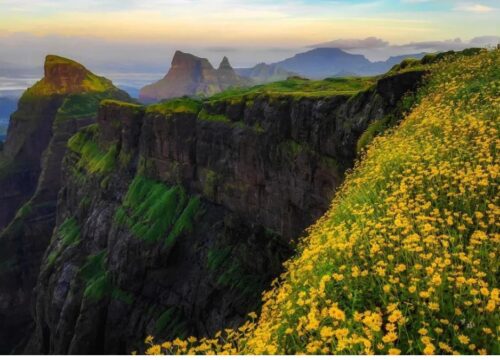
[22,69,425,354]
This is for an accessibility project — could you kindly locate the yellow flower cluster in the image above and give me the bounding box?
[145,49,500,355]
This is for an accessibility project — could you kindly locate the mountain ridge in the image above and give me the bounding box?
[273,47,426,78]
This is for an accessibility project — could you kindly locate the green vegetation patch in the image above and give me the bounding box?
[165,196,200,247]
[79,250,133,304]
[101,99,143,109]
[55,93,106,123]
[80,250,111,301]
[208,76,376,101]
[197,109,230,123]
[206,246,263,296]
[146,97,202,116]
[115,176,201,245]
[58,217,81,246]
[388,47,486,75]
[155,307,188,338]
[68,124,117,175]
[356,91,420,154]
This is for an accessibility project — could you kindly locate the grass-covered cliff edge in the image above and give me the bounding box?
[144,50,499,354]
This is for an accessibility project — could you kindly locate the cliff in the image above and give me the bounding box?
[0,55,130,353]
[139,51,250,102]
[145,48,499,356]
[25,69,426,354]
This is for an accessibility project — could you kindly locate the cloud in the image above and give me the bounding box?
[307,35,500,61]
[454,3,496,13]
[309,37,389,50]
[395,36,500,51]
[470,35,500,46]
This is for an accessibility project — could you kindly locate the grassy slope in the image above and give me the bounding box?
[208,76,375,101]
[144,50,499,355]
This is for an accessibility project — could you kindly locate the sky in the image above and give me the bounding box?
[0,0,499,72]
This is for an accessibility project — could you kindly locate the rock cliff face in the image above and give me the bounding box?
[25,69,425,354]
[0,55,130,353]
[139,51,249,102]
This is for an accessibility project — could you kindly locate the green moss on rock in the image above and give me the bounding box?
[115,176,201,245]
[80,250,110,302]
[68,125,117,175]
[58,217,81,246]
[197,109,230,123]
[155,307,188,337]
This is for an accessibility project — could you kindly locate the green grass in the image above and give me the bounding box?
[80,250,111,301]
[46,250,59,268]
[55,93,107,123]
[68,125,117,175]
[79,249,133,303]
[165,196,201,247]
[207,247,232,271]
[387,47,485,76]
[115,176,201,245]
[155,307,188,338]
[101,99,143,109]
[208,76,376,101]
[197,109,230,123]
[356,90,421,154]
[146,97,202,116]
[58,217,81,246]
[84,273,111,301]
[206,245,264,296]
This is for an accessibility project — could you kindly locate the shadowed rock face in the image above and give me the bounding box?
[139,51,249,102]
[0,55,130,354]
[25,70,425,354]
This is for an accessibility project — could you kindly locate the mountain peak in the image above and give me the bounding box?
[171,50,214,70]
[140,51,248,102]
[28,54,114,96]
[218,56,232,70]
[43,55,90,90]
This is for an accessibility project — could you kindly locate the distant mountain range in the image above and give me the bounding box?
[272,48,426,79]
[139,48,426,102]
[235,63,296,84]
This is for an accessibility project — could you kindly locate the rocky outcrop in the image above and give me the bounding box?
[0,55,130,354]
[26,69,426,354]
[139,51,250,102]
